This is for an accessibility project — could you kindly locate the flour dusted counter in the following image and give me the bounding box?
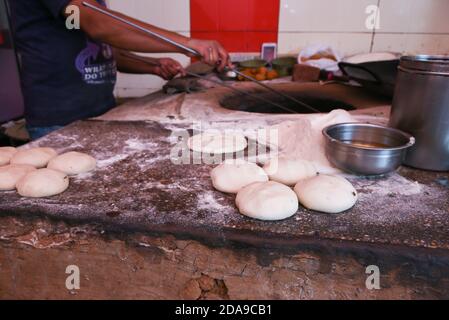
[0,119,448,299]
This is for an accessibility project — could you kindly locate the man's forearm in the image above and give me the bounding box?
[114,50,185,80]
[68,0,190,54]
[114,50,158,74]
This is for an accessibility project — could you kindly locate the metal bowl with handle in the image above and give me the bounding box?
[323,123,415,175]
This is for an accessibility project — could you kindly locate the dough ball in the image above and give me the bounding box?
[10,147,57,168]
[236,181,299,221]
[48,151,96,175]
[263,158,318,186]
[17,168,69,198]
[0,164,36,191]
[188,132,247,154]
[294,175,358,214]
[0,147,17,166]
[211,161,268,193]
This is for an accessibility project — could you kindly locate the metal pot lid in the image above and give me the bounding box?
[400,55,449,74]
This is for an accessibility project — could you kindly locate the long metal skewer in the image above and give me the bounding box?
[82,1,319,113]
[231,69,320,113]
[120,52,298,114]
[82,1,199,56]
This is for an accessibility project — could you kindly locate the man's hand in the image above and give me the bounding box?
[153,58,186,80]
[186,39,231,71]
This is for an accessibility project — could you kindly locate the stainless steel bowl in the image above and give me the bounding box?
[323,123,415,175]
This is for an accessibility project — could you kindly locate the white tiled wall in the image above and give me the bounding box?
[372,34,449,54]
[378,0,449,33]
[108,0,449,98]
[107,0,190,32]
[278,0,449,56]
[107,0,191,98]
[280,0,375,33]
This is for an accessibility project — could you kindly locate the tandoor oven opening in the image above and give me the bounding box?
[219,89,356,114]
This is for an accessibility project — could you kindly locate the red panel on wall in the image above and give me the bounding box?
[190,0,219,32]
[218,32,248,52]
[248,0,280,31]
[246,31,278,52]
[218,0,249,31]
[190,0,280,53]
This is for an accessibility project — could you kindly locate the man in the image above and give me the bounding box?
[9,0,231,139]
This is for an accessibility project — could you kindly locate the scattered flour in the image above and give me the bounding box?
[257,109,356,173]
[97,154,129,168]
[146,155,171,164]
[196,191,230,212]
[95,139,165,170]
[73,171,94,181]
[31,132,84,153]
[145,180,191,191]
[124,138,158,151]
[357,173,423,196]
[135,155,171,170]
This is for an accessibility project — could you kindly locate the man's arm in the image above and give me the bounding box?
[113,49,186,80]
[65,0,230,70]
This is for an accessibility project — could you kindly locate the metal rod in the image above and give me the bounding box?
[185,74,298,114]
[231,69,320,113]
[121,52,298,114]
[83,1,318,113]
[82,2,199,56]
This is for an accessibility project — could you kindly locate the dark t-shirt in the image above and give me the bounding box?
[9,0,117,127]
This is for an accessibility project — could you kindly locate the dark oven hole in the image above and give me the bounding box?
[220,90,356,114]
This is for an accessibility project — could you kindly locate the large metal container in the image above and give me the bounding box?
[389,55,449,171]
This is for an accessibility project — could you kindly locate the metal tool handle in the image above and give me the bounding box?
[83,1,319,114]
[82,2,200,57]
[121,52,298,114]
[231,69,320,113]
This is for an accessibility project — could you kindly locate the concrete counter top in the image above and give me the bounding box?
[1,82,448,299]
[1,120,447,253]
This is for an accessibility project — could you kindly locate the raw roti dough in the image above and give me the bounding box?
[211,161,268,193]
[188,132,247,154]
[0,164,36,191]
[263,158,318,186]
[236,181,299,221]
[0,147,17,166]
[294,175,358,213]
[10,147,57,168]
[48,151,96,175]
[17,168,69,198]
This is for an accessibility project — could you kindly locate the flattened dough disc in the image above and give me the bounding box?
[188,132,247,154]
